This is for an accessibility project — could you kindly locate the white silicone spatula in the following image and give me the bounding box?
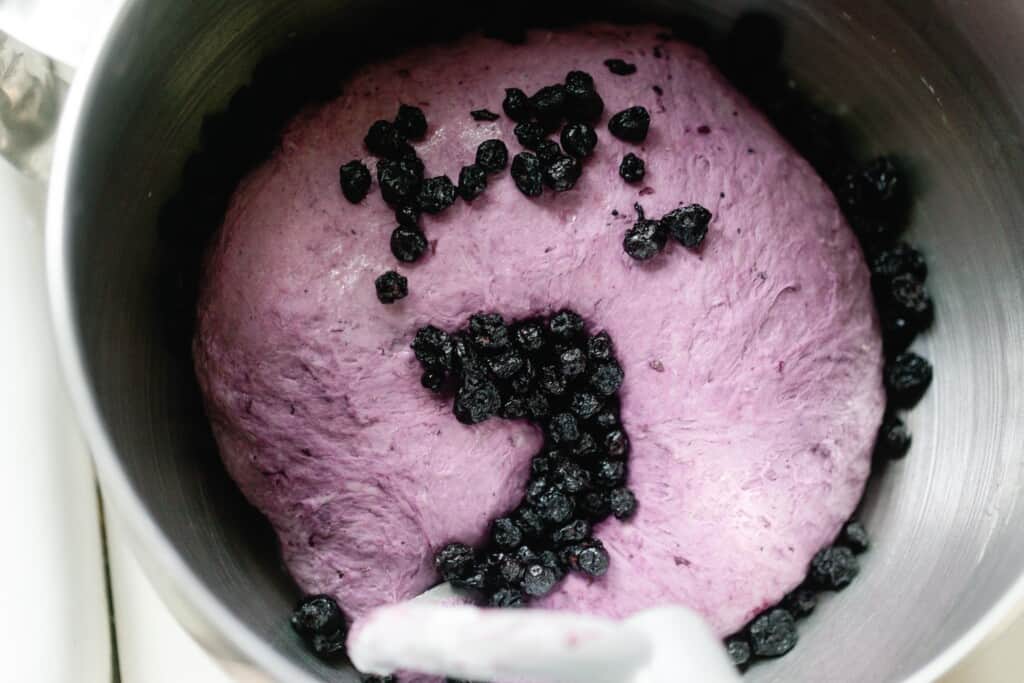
[349,584,740,683]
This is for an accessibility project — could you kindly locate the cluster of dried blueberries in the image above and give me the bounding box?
[345,63,668,306]
[623,202,711,260]
[410,310,636,609]
[338,104,512,304]
[826,156,934,465]
[725,519,869,669]
[502,69,651,198]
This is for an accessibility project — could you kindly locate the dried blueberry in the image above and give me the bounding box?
[726,636,752,671]
[495,555,526,586]
[468,312,510,352]
[511,152,544,197]
[514,120,547,150]
[842,520,870,554]
[458,164,488,201]
[421,370,444,392]
[784,586,818,617]
[590,361,625,396]
[394,104,427,141]
[488,351,524,380]
[510,361,535,395]
[593,410,619,430]
[560,122,598,158]
[364,119,413,160]
[525,392,551,419]
[586,332,613,362]
[502,87,532,122]
[549,310,585,341]
[537,490,574,525]
[595,459,626,488]
[395,203,420,228]
[839,156,909,222]
[539,365,568,397]
[749,609,798,658]
[604,58,637,75]
[874,413,912,460]
[412,325,453,371]
[435,542,476,581]
[565,93,602,124]
[471,109,500,122]
[572,432,599,460]
[417,175,457,214]
[604,429,629,458]
[531,453,557,477]
[881,314,918,356]
[884,352,933,408]
[490,587,525,608]
[451,333,478,374]
[578,490,611,521]
[492,517,523,549]
[453,370,502,424]
[623,219,667,260]
[564,75,605,123]
[570,392,603,419]
[374,271,408,304]
[880,274,934,330]
[535,140,562,166]
[514,545,539,566]
[515,505,547,540]
[377,156,424,205]
[476,139,509,173]
[553,461,590,494]
[290,595,347,658]
[609,487,637,519]
[390,226,428,263]
[548,412,580,444]
[570,539,610,577]
[609,106,651,143]
[540,154,581,192]
[339,160,371,203]
[526,478,551,506]
[552,520,591,546]
[810,546,860,590]
[559,347,587,378]
[522,563,558,596]
[500,397,527,419]
[565,70,595,92]
[530,84,568,129]
[514,319,547,352]
[451,569,487,590]
[619,153,645,183]
[539,550,566,581]
[662,204,712,248]
[871,242,928,283]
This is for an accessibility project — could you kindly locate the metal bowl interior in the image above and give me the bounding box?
[47,1,1024,681]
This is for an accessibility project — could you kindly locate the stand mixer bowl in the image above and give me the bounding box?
[47,1,1024,680]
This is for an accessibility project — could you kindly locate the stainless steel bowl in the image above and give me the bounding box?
[46,1,1024,681]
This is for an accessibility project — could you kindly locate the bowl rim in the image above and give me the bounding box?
[43,1,1024,681]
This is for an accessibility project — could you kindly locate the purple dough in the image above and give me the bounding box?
[193,24,884,638]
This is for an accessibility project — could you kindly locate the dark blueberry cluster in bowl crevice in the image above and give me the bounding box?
[411,310,635,608]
